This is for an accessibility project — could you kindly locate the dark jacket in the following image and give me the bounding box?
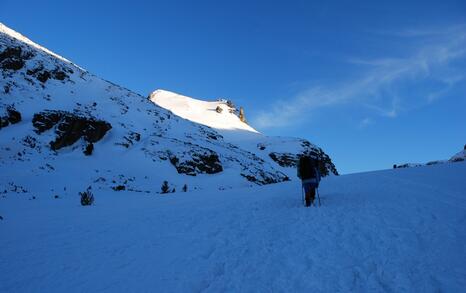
[297,158,321,186]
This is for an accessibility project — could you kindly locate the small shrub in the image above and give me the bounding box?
[83,143,94,156]
[80,187,94,206]
[393,164,397,169]
[215,106,223,113]
[54,195,59,199]
[182,184,188,192]
[161,181,170,194]
[112,185,125,191]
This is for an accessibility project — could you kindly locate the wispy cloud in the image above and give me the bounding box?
[253,25,466,129]
[359,117,373,128]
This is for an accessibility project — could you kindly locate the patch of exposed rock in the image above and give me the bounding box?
[268,140,338,176]
[0,46,33,71]
[169,148,223,176]
[0,106,21,129]
[32,110,111,151]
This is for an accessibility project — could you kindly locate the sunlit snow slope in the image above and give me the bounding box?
[150,89,258,134]
[1,162,465,292]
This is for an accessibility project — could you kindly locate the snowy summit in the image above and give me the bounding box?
[150,89,258,134]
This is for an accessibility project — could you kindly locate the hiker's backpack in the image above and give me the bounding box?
[299,156,316,179]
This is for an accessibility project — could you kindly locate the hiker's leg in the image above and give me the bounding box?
[304,183,311,207]
[310,188,316,205]
[305,191,311,207]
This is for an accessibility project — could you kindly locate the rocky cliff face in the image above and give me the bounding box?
[0,23,336,196]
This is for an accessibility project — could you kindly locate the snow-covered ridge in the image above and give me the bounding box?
[395,146,465,169]
[1,22,337,196]
[450,149,466,162]
[150,89,259,134]
[0,22,82,70]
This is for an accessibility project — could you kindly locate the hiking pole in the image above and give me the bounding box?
[301,186,305,206]
[317,188,321,206]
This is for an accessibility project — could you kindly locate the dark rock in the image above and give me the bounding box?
[6,106,21,124]
[0,106,21,129]
[37,71,51,83]
[83,143,94,156]
[269,152,298,167]
[240,171,290,185]
[32,111,63,133]
[26,65,44,76]
[0,47,28,71]
[26,65,68,84]
[269,144,338,177]
[169,150,223,176]
[52,69,67,80]
[0,116,9,129]
[32,110,111,151]
[112,185,126,191]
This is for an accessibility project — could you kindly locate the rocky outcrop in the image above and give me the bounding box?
[240,170,289,185]
[169,149,223,176]
[0,106,21,129]
[267,140,338,177]
[0,46,33,71]
[27,65,70,83]
[269,153,297,168]
[32,110,111,151]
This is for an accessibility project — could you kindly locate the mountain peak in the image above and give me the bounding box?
[150,89,259,134]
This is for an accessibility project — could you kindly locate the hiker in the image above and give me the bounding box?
[297,156,321,207]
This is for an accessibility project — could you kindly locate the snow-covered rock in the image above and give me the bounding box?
[450,148,466,162]
[395,146,466,169]
[0,23,337,196]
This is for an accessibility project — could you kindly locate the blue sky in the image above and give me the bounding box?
[2,0,465,173]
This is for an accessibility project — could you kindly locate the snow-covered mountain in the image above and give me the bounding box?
[395,146,465,169]
[150,89,258,135]
[450,148,466,162]
[0,23,337,196]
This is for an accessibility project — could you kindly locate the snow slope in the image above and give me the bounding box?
[150,89,258,134]
[0,22,337,196]
[1,162,465,292]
